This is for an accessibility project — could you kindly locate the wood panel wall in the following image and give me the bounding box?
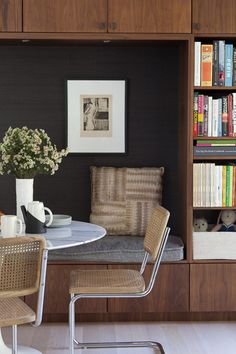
[0,43,181,235]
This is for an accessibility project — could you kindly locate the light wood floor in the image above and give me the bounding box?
[2,321,236,354]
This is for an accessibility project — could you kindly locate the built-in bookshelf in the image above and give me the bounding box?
[193,36,236,262]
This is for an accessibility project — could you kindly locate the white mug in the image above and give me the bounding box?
[1,215,23,238]
[27,201,53,227]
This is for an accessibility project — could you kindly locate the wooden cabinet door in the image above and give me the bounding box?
[190,264,236,311]
[0,0,22,31]
[108,0,191,33]
[25,264,107,321]
[193,0,236,33]
[108,264,189,313]
[23,0,107,32]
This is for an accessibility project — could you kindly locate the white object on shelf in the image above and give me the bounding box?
[194,41,201,86]
[193,231,236,260]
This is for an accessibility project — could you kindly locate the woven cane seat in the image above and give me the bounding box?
[70,269,145,294]
[0,297,35,327]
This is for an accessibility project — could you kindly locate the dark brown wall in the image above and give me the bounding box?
[0,43,181,234]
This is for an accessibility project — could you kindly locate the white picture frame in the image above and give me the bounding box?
[67,79,127,153]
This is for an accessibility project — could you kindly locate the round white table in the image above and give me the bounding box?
[0,220,106,354]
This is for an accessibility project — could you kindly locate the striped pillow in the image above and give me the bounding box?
[90,166,164,236]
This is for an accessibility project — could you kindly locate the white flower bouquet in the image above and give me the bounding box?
[0,127,68,178]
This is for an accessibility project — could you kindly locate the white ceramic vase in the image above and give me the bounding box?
[16,178,34,222]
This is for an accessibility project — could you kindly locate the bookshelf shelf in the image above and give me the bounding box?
[193,137,236,140]
[194,86,236,90]
[193,207,236,210]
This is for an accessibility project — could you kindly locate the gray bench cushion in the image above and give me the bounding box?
[48,235,184,263]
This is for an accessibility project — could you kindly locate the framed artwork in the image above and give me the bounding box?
[66,79,127,153]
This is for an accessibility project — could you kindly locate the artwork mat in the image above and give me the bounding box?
[67,79,126,154]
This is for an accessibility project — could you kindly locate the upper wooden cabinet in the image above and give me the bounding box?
[23,0,108,32]
[108,0,191,33]
[193,0,236,33]
[22,0,191,33]
[0,0,22,31]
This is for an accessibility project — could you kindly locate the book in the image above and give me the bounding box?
[212,99,219,137]
[194,42,201,86]
[222,165,227,207]
[218,40,225,86]
[229,165,234,207]
[193,146,236,156]
[203,95,208,136]
[226,165,230,206]
[208,96,213,137]
[193,92,198,137]
[228,94,233,136]
[201,44,213,86]
[232,93,236,136]
[225,44,233,86]
[196,139,236,145]
[198,94,204,136]
[222,96,228,136]
[218,98,222,136]
[213,40,219,86]
[233,47,236,86]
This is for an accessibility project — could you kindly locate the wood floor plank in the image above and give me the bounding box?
[2,322,236,354]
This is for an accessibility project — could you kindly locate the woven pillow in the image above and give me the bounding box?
[90,166,164,236]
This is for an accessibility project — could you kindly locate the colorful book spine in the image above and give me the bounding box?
[225,44,233,86]
[222,96,228,136]
[213,40,219,86]
[196,139,236,145]
[222,165,227,207]
[233,166,236,206]
[233,47,236,86]
[198,94,204,136]
[218,98,222,136]
[218,40,225,86]
[193,92,198,137]
[226,165,231,207]
[201,44,213,86]
[203,95,208,136]
[232,93,236,136]
[212,99,219,137]
[228,94,233,137]
[229,165,234,207]
[208,96,213,137]
[194,42,201,86]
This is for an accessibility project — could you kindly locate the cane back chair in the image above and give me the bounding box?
[0,236,48,353]
[69,205,170,354]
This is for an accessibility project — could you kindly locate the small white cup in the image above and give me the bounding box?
[1,215,23,238]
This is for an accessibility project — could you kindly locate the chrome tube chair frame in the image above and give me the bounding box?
[0,236,48,353]
[69,206,170,354]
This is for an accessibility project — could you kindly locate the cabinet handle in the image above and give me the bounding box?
[98,22,106,30]
[192,22,201,31]
[108,22,117,31]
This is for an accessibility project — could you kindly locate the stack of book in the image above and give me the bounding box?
[194,41,236,86]
[193,163,236,207]
[193,93,236,137]
[194,139,236,156]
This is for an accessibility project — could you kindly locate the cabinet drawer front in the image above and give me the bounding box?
[193,0,236,34]
[108,264,189,313]
[108,0,191,33]
[0,0,22,31]
[191,264,236,311]
[23,0,107,32]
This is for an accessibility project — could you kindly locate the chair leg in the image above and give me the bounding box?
[69,295,75,354]
[12,325,17,354]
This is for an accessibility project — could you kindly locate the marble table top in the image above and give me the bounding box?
[27,220,106,251]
